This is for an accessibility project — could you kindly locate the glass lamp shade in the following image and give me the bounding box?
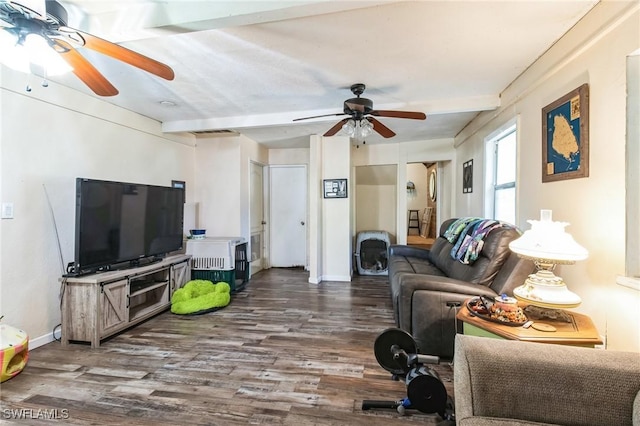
[24,34,73,76]
[342,119,373,142]
[342,119,356,136]
[0,31,72,76]
[359,119,373,138]
[508,220,588,263]
[509,210,588,308]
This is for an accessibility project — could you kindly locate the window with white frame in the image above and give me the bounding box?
[486,123,517,224]
[618,52,640,289]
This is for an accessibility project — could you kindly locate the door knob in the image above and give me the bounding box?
[261,220,267,225]
[300,221,305,225]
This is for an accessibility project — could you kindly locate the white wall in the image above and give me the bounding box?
[355,185,396,237]
[0,72,195,347]
[320,136,351,281]
[194,136,242,236]
[269,148,310,165]
[455,1,640,351]
[194,134,268,242]
[355,164,397,241]
[308,135,323,283]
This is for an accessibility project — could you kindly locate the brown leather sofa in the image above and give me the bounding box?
[388,218,534,358]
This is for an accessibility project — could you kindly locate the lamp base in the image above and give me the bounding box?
[513,270,581,308]
[513,284,582,309]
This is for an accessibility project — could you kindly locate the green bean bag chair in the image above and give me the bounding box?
[171,279,231,315]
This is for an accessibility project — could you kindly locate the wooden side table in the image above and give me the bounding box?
[456,300,603,348]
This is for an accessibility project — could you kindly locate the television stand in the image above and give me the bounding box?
[60,254,191,348]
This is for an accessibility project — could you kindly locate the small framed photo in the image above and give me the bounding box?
[463,160,473,193]
[542,84,589,183]
[323,179,348,199]
[172,180,186,202]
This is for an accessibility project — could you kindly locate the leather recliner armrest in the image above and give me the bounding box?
[395,273,499,332]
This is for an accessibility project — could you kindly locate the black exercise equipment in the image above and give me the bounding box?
[363,328,454,420]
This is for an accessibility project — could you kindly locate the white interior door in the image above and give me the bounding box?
[270,165,307,268]
[249,162,266,275]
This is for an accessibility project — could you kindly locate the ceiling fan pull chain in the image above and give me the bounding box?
[24,73,32,93]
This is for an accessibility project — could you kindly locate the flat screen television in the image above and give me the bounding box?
[72,178,184,276]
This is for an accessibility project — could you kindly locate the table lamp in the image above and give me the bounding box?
[508,210,588,308]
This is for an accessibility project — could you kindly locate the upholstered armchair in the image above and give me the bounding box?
[454,334,640,425]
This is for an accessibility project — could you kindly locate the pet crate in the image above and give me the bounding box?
[186,237,248,292]
[355,231,391,276]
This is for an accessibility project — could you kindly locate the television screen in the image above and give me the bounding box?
[74,178,184,275]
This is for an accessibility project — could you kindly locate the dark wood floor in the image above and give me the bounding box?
[1,268,453,425]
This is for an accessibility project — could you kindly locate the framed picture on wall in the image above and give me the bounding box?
[323,179,348,198]
[463,160,473,193]
[172,180,186,202]
[542,84,589,183]
[429,170,437,201]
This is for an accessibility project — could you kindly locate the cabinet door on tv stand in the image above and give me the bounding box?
[100,279,128,337]
[170,261,191,295]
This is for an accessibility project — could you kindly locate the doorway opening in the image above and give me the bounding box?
[406,162,437,249]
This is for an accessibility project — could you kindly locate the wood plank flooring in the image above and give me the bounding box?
[1,268,454,425]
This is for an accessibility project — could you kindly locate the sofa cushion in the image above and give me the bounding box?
[407,256,446,276]
[429,219,521,286]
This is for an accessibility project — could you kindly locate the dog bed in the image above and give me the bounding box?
[171,279,231,315]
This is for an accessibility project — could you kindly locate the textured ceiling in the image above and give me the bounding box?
[38,0,599,148]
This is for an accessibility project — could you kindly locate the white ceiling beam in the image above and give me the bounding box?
[63,0,403,42]
[161,95,500,133]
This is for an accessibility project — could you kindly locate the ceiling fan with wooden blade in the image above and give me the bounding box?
[293,83,426,139]
[0,0,174,96]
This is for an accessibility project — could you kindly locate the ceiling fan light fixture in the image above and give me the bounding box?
[360,119,373,138]
[342,119,356,136]
[0,29,30,73]
[23,33,72,75]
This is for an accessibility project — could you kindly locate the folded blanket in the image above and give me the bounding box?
[445,218,518,264]
[171,279,231,315]
[443,217,482,243]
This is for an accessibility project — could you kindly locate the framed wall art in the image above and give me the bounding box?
[463,160,473,193]
[429,170,437,201]
[172,180,186,202]
[542,84,589,183]
[323,179,348,199]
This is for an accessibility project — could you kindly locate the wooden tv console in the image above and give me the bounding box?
[60,254,191,348]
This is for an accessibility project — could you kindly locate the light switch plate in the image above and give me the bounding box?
[1,202,14,219]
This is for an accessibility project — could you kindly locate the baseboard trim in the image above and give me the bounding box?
[320,275,351,282]
[308,276,321,284]
[30,331,57,349]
